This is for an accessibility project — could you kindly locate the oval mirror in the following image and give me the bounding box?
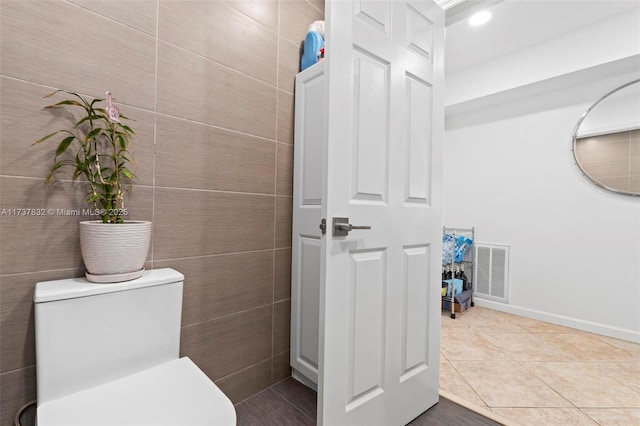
[572,79,640,196]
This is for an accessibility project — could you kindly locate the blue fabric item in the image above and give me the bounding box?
[301,31,324,71]
[443,233,473,263]
[454,236,473,262]
[442,233,454,265]
[443,279,463,296]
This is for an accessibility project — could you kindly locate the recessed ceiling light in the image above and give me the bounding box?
[468,10,492,26]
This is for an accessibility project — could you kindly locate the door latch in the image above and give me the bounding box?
[319,218,327,235]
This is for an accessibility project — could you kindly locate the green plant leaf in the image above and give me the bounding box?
[44,89,80,99]
[119,124,135,134]
[54,135,75,157]
[32,130,63,145]
[116,134,126,150]
[74,114,103,128]
[43,90,61,99]
[121,167,136,179]
[75,153,86,168]
[45,172,56,185]
[45,161,66,184]
[86,127,103,141]
[45,99,83,108]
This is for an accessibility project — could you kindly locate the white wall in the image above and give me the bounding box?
[446,9,640,106]
[444,7,640,342]
[445,99,640,341]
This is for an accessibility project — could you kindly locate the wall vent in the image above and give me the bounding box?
[474,243,509,303]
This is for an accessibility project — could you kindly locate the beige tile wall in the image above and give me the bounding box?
[0,0,324,422]
[576,129,640,193]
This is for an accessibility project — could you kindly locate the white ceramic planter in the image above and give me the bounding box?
[79,220,152,283]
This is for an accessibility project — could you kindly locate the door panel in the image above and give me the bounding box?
[301,73,324,206]
[401,244,430,380]
[319,0,444,424]
[299,236,321,372]
[406,75,433,204]
[406,4,434,61]
[352,48,390,202]
[291,63,326,386]
[355,0,392,35]
[347,248,386,405]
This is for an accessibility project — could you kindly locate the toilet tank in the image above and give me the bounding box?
[34,268,184,405]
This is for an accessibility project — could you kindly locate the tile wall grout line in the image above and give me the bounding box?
[63,0,156,38]
[154,111,279,144]
[145,5,305,142]
[153,248,276,263]
[0,176,288,198]
[305,0,325,15]
[181,301,275,330]
[0,74,153,115]
[270,0,282,370]
[0,267,85,279]
[150,0,160,268]
[214,357,272,385]
[0,365,36,377]
[153,247,294,266]
[0,75,288,146]
[153,184,286,197]
[158,39,278,91]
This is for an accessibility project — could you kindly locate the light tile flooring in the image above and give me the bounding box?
[440,306,640,426]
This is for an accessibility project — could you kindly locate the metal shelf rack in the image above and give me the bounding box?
[442,226,475,319]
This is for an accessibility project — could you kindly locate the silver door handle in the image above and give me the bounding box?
[333,217,372,236]
[336,224,372,231]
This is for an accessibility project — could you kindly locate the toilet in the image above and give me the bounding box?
[34,268,236,426]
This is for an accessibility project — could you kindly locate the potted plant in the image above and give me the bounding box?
[35,90,151,283]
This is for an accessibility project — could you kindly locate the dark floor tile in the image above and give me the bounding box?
[238,379,499,426]
[236,388,315,426]
[271,377,317,420]
[408,397,501,426]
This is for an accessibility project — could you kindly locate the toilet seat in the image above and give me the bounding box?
[36,357,236,426]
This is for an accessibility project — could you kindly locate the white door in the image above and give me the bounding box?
[291,62,326,387]
[318,1,444,425]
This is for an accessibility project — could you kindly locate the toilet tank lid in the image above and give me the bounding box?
[34,268,184,303]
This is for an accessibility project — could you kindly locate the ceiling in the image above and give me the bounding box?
[444,0,640,75]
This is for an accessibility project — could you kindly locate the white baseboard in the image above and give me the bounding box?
[473,297,640,343]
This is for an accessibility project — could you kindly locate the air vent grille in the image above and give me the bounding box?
[474,243,509,303]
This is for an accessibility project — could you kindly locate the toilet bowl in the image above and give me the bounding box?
[34,268,236,426]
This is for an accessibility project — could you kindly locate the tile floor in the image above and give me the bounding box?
[236,377,502,425]
[440,306,640,426]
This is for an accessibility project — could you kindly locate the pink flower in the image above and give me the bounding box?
[105,91,120,123]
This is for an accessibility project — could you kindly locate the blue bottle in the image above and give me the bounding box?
[301,21,325,71]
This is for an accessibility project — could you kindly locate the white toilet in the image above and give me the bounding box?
[34,268,236,426]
